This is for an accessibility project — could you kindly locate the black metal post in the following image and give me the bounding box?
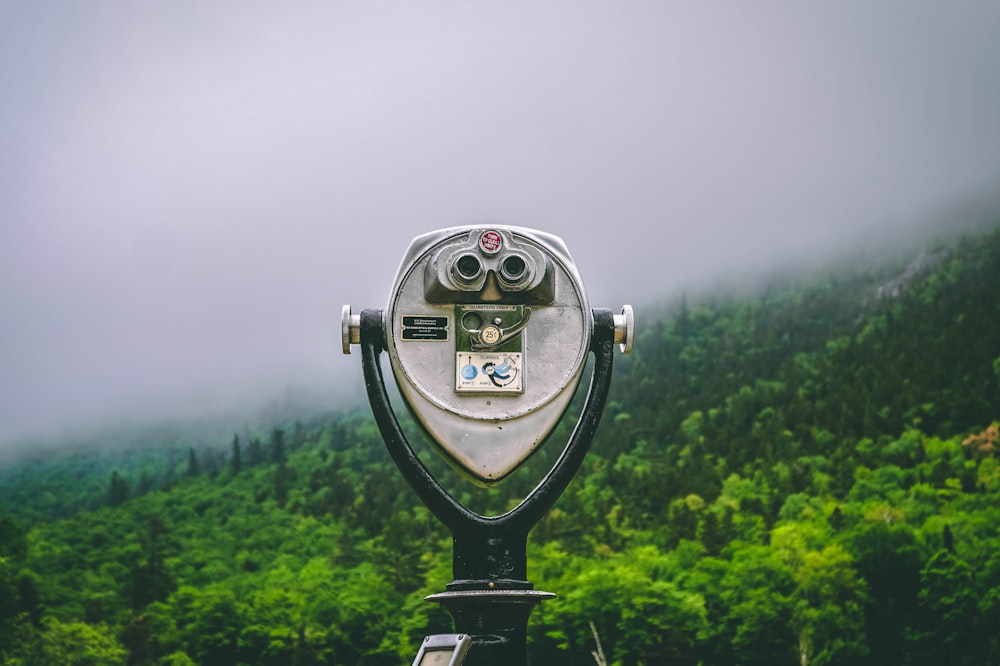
[359,308,617,665]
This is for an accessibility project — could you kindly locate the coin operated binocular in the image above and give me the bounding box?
[343,226,633,485]
[342,226,633,665]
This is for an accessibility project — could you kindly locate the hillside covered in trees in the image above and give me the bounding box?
[2,224,1000,665]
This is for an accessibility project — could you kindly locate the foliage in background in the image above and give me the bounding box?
[2,224,1000,665]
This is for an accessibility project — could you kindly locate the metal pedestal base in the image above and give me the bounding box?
[427,590,556,666]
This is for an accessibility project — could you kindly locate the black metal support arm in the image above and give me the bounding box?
[360,308,615,665]
[360,308,616,589]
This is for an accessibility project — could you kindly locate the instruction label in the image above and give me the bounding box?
[454,304,525,393]
[456,352,523,392]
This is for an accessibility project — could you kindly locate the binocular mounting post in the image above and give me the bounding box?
[359,308,617,666]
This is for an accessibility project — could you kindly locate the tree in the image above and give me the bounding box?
[942,524,954,553]
[541,546,707,664]
[274,464,289,508]
[790,544,869,666]
[909,549,978,666]
[0,515,26,558]
[247,436,264,467]
[845,521,925,665]
[270,428,286,465]
[230,434,242,475]
[699,508,729,556]
[16,572,43,628]
[0,557,16,657]
[827,506,844,532]
[0,516,27,660]
[715,544,796,666]
[108,470,129,507]
[291,421,306,449]
[186,448,199,477]
[36,617,128,665]
[130,515,173,610]
[962,423,998,457]
[167,585,244,665]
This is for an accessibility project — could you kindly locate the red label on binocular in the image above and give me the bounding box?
[480,230,502,254]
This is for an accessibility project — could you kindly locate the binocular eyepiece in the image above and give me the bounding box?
[424,229,555,304]
[343,225,632,486]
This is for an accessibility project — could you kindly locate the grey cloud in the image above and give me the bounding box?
[2,1,999,443]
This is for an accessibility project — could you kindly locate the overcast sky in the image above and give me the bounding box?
[2,1,999,445]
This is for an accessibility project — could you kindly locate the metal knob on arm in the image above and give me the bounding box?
[341,304,361,355]
[614,304,635,354]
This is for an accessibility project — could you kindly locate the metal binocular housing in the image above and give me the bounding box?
[343,225,633,664]
[343,225,633,487]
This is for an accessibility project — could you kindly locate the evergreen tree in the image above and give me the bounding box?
[186,448,199,477]
[270,428,286,465]
[230,434,242,474]
[16,573,43,627]
[247,436,264,467]
[275,463,289,508]
[129,515,173,610]
[291,420,306,449]
[108,470,128,507]
[0,515,27,559]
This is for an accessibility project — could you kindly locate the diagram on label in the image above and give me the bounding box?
[456,352,523,392]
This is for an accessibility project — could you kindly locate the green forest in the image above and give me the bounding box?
[2,224,1000,665]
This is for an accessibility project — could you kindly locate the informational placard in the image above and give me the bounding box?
[401,315,449,341]
[455,351,523,392]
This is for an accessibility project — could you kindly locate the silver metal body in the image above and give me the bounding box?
[384,226,592,485]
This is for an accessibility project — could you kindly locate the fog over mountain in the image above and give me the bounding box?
[2,2,999,445]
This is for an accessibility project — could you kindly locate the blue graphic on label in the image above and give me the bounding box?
[489,359,512,380]
[455,352,523,393]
